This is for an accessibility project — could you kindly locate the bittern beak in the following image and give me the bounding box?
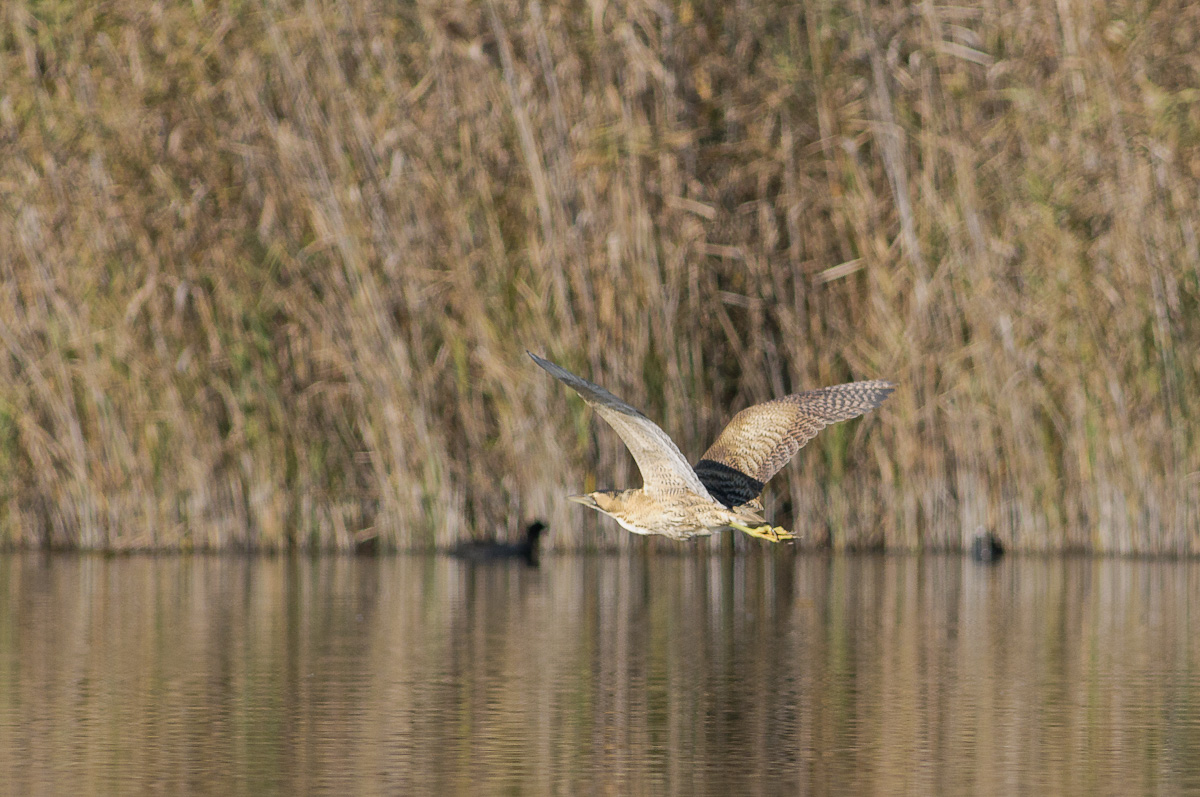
[567,494,599,509]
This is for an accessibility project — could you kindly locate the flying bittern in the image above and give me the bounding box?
[530,352,894,543]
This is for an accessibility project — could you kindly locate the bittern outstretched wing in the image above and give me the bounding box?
[693,381,896,508]
[528,352,715,500]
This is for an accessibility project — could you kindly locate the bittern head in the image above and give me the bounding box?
[568,490,637,518]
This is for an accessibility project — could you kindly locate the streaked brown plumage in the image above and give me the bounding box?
[530,352,894,542]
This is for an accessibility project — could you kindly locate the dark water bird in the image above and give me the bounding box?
[970,528,1004,562]
[529,352,894,543]
[450,521,548,563]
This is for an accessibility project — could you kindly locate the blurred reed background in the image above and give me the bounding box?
[1,0,1197,552]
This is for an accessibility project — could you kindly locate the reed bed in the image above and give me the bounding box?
[1,0,1197,552]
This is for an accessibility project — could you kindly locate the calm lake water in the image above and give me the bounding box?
[1,551,1198,795]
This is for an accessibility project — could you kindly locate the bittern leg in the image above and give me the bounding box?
[730,522,796,543]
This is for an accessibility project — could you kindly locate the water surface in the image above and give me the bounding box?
[1,552,1197,794]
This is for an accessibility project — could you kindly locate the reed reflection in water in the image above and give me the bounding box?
[0,552,1197,794]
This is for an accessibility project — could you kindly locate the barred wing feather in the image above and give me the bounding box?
[694,381,895,508]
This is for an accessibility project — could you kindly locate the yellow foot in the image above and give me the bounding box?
[731,522,796,543]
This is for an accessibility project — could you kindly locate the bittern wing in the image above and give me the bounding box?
[694,380,895,508]
[529,352,715,500]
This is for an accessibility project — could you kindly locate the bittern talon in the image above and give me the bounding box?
[529,351,894,544]
[729,522,796,543]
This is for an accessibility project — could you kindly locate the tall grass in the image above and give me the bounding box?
[1,0,1197,552]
